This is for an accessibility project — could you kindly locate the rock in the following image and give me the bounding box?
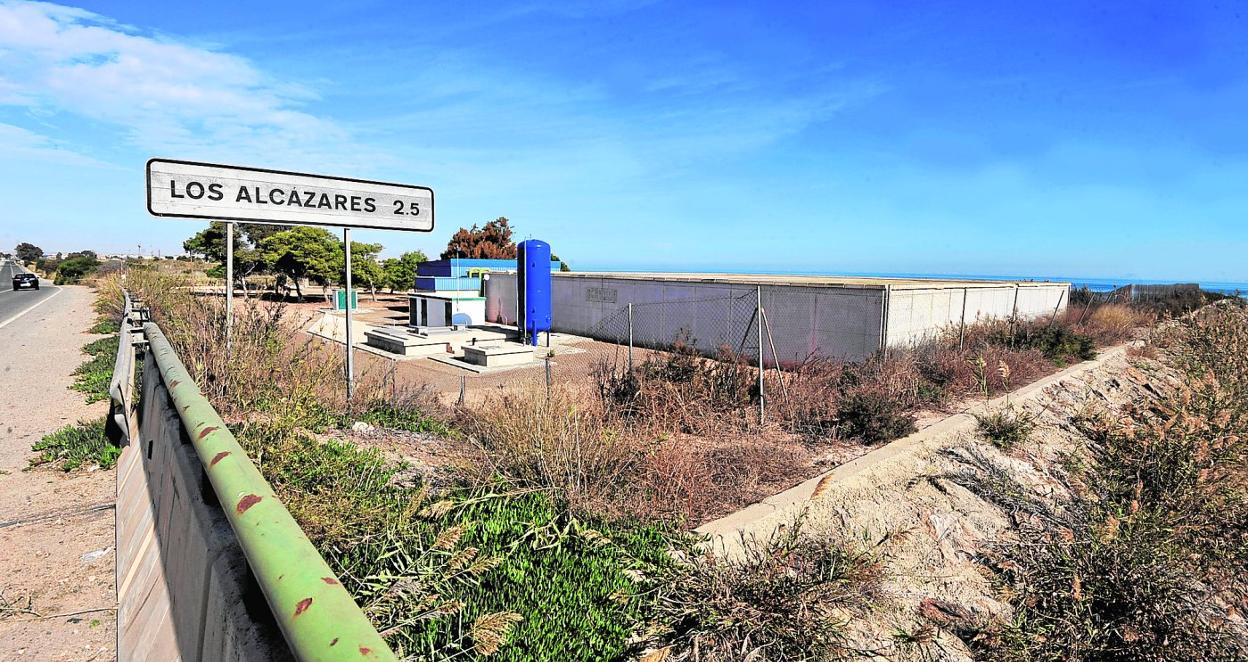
[81,547,112,563]
[350,421,375,433]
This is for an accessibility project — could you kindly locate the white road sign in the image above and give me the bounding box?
[146,158,434,232]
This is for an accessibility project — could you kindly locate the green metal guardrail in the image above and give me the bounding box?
[144,322,397,661]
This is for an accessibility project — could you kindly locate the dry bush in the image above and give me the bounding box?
[771,357,845,437]
[967,304,1248,660]
[625,434,815,524]
[457,383,814,524]
[454,384,646,512]
[596,338,758,436]
[650,521,883,661]
[1067,303,1154,345]
[100,267,395,426]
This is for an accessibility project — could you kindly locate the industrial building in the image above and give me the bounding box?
[484,272,1070,362]
[407,257,558,327]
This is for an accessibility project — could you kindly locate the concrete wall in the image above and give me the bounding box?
[884,283,1069,347]
[486,273,886,362]
[116,350,290,662]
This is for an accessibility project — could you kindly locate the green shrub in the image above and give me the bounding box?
[836,387,917,444]
[30,418,119,471]
[992,322,1096,365]
[71,336,118,404]
[974,405,1036,450]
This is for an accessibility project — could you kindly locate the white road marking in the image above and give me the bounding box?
[0,286,63,330]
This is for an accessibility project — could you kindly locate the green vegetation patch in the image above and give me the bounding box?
[30,418,119,471]
[991,321,1096,365]
[88,315,120,335]
[72,335,118,404]
[238,423,690,660]
[350,399,455,436]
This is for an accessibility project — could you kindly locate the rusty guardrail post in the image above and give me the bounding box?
[143,322,397,661]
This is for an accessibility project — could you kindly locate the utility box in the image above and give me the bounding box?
[516,239,552,346]
[332,288,359,311]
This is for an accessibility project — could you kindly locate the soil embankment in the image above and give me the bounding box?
[701,341,1197,659]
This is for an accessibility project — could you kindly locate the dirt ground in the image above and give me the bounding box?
[0,285,115,661]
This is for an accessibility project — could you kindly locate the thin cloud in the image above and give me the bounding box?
[0,0,370,169]
[0,121,109,166]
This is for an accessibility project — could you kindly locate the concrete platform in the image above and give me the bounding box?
[463,343,536,367]
[361,325,511,357]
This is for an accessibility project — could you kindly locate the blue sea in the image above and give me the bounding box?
[583,266,1247,296]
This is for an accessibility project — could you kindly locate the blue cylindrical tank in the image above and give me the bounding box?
[517,239,552,346]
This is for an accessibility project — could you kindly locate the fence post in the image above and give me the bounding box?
[627,303,634,373]
[545,354,552,399]
[757,286,764,425]
[458,375,466,406]
[958,287,968,350]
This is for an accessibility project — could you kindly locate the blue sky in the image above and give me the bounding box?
[1,1,1245,281]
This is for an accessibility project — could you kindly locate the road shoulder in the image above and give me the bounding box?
[0,285,116,661]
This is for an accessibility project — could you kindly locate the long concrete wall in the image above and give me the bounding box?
[883,283,1069,347]
[116,350,290,661]
[486,273,886,362]
[485,273,1069,362]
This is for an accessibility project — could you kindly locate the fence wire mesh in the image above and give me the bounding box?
[375,291,775,413]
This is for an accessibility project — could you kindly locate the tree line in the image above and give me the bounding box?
[9,216,567,294]
[183,215,567,300]
[10,242,102,285]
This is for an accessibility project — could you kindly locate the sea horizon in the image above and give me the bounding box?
[576,265,1247,296]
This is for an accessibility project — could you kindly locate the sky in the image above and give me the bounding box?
[0,0,1246,282]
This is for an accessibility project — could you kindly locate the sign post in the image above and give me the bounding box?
[146,159,434,401]
[225,221,234,355]
[343,227,354,400]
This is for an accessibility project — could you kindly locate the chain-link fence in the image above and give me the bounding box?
[368,290,793,415]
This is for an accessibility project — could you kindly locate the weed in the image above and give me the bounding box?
[974,405,1036,451]
[650,520,882,661]
[349,389,453,436]
[71,336,118,404]
[88,315,120,335]
[30,418,119,471]
[968,304,1248,660]
[836,385,917,444]
[238,421,692,660]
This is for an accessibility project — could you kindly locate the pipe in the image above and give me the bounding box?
[143,322,396,662]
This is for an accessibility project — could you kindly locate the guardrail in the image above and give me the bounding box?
[111,293,397,661]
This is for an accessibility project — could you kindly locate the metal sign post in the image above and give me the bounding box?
[343,227,354,401]
[225,221,234,355]
[146,158,435,402]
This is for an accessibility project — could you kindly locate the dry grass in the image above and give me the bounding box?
[453,383,815,524]
[647,520,884,661]
[963,301,1248,661]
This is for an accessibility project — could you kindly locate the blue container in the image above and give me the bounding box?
[417,257,562,278]
[517,240,552,345]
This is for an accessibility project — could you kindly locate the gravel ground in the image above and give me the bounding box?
[0,285,115,661]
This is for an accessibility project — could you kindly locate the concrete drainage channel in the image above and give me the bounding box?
[109,293,397,661]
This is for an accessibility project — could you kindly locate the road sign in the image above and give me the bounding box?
[146,158,434,232]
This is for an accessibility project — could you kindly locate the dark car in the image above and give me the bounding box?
[11,273,39,291]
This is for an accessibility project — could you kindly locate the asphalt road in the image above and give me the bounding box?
[0,259,61,328]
